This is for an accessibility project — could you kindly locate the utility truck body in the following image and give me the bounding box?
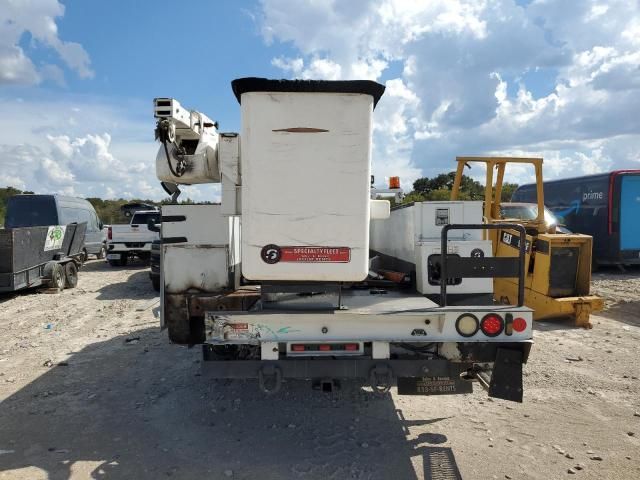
[152,78,533,401]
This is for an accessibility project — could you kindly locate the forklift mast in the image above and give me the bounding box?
[451,156,547,234]
[450,156,603,328]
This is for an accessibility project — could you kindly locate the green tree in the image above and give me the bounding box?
[0,186,25,225]
[402,171,518,205]
[499,182,519,202]
[408,171,484,203]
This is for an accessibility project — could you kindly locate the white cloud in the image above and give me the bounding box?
[0,172,26,190]
[0,0,93,85]
[0,95,223,203]
[260,0,640,187]
[0,95,171,200]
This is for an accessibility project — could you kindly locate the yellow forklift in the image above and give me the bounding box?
[451,156,603,328]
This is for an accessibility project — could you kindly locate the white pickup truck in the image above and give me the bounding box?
[106,210,160,266]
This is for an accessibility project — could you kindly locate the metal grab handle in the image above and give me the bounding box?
[440,223,527,307]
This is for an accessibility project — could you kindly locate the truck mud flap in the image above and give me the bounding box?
[488,348,523,403]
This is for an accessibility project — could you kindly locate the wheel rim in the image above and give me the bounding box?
[65,263,78,287]
[55,270,65,289]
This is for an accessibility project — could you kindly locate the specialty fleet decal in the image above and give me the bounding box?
[261,244,351,263]
[44,225,66,251]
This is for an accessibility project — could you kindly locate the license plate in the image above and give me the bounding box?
[106,254,121,260]
[397,377,473,395]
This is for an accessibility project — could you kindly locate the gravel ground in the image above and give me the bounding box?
[592,266,640,325]
[0,260,639,479]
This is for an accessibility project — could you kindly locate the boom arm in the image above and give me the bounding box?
[153,98,221,185]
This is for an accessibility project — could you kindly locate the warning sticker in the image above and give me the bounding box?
[261,245,350,263]
[44,225,66,251]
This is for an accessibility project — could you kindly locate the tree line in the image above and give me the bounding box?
[1,174,518,225]
[0,187,201,226]
[397,172,518,205]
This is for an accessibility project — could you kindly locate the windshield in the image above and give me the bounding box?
[5,196,58,228]
[131,212,160,226]
[500,204,558,226]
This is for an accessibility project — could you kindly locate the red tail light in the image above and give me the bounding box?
[512,317,527,332]
[480,314,504,337]
[291,344,305,352]
[318,344,331,351]
[107,226,112,240]
[344,343,358,351]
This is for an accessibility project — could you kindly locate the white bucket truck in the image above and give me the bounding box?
[152,78,532,401]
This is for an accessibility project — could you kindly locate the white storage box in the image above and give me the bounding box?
[414,201,484,241]
[162,204,240,293]
[370,201,484,264]
[416,240,494,295]
[232,78,385,282]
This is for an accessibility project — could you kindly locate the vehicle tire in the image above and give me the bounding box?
[43,262,65,292]
[79,248,88,264]
[151,274,160,292]
[120,254,128,266]
[64,262,79,288]
[96,244,106,259]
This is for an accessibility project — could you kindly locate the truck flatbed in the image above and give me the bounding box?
[205,288,532,345]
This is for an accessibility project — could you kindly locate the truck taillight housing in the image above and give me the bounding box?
[512,317,527,332]
[480,314,504,337]
[455,314,479,337]
[107,226,112,240]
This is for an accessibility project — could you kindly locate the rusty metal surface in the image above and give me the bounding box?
[188,288,260,317]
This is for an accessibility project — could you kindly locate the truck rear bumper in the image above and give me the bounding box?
[201,344,529,402]
[201,353,466,379]
[107,242,152,253]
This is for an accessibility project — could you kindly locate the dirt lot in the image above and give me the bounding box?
[0,261,639,480]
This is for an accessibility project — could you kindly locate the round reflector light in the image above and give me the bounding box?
[512,317,527,332]
[480,314,504,337]
[455,314,479,337]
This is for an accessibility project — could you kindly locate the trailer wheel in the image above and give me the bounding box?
[44,262,65,292]
[64,262,78,288]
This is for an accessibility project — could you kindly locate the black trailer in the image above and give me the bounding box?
[0,222,86,293]
[512,170,640,266]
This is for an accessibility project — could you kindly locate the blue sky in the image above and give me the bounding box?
[1,0,639,200]
[6,1,287,132]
